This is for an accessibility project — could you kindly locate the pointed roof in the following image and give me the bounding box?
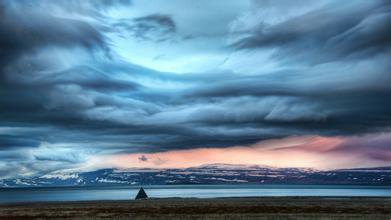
[135,187,148,200]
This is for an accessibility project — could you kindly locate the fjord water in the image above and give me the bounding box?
[1,185,390,204]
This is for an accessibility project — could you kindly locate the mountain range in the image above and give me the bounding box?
[1,164,390,187]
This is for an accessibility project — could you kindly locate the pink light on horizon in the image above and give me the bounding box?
[84,133,391,171]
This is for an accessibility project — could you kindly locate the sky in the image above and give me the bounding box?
[0,0,391,178]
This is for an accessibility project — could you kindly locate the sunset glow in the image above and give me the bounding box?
[83,134,391,170]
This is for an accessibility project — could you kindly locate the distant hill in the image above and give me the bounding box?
[1,164,390,187]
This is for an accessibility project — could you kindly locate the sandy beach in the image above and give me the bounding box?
[0,197,390,219]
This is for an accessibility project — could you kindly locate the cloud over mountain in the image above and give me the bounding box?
[0,0,390,177]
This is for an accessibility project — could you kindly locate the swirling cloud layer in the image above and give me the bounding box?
[0,0,390,177]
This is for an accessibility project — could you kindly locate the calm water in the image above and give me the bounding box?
[0,185,390,204]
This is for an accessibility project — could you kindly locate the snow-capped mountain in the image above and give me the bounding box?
[0,164,390,187]
[191,163,275,170]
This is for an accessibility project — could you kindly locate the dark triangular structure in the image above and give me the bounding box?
[135,187,148,200]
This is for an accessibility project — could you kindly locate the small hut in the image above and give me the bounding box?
[135,187,148,200]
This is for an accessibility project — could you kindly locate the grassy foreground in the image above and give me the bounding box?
[0,197,390,219]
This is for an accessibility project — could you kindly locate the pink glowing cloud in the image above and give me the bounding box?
[84,133,391,171]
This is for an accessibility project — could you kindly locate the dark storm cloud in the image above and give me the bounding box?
[0,2,110,90]
[1,0,132,17]
[232,1,391,63]
[0,0,391,177]
[0,8,107,57]
[0,135,40,149]
[32,66,142,92]
[0,0,139,123]
[138,155,148,162]
[115,14,177,42]
[0,0,133,175]
[133,14,176,32]
[181,0,391,138]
